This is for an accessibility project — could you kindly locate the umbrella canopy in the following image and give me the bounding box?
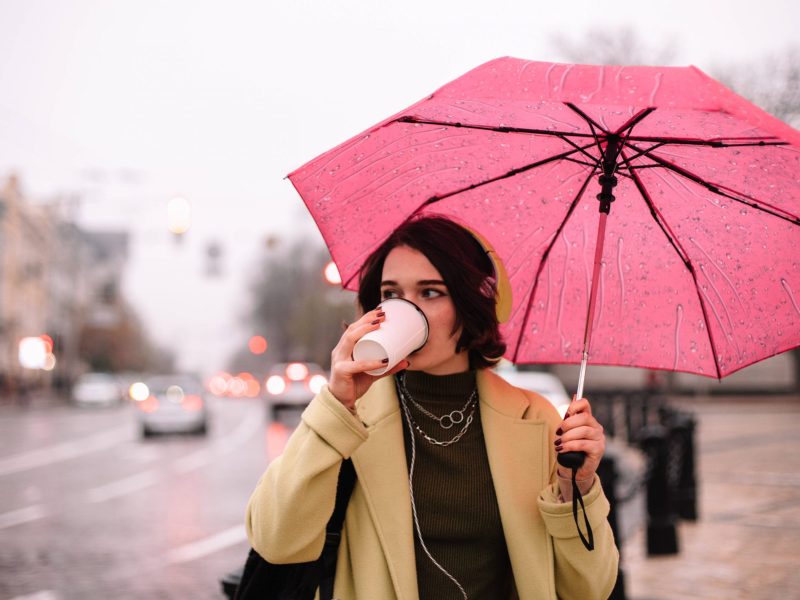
[289,57,800,379]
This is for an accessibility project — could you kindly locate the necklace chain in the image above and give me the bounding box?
[404,385,477,430]
[397,376,478,447]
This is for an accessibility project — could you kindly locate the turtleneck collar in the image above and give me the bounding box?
[400,369,476,400]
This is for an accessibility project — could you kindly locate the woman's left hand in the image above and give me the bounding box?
[555,397,605,481]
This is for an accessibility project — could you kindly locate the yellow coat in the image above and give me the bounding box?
[246,369,619,599]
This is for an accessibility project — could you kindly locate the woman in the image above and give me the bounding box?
[246,216,619,599]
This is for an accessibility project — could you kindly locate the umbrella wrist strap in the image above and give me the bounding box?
[570,467,595,551]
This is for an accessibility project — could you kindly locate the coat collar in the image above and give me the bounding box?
[350,376,417,598]
[350,370,551,599]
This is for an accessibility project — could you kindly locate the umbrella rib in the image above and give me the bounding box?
[414,142,598,211]
[563,103,609,134]
[626,136,786,148]
[554,130,603,164]
[510,165,601,362]
[623,139,800,225]
[563,157,604,169]
[395,115,595,140]
[612,107,657,137]
[621,151,724,379]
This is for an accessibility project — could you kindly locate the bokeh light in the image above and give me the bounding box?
[285,362,309,381]
[18,337,47,369]
[130,382,150,402]
[309,374,328,394]
[248,335,268,355]
[266,375,286,395]
[323,261,341,285]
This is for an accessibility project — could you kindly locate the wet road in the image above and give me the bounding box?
[0,394,288,600]
[2,391,797,599]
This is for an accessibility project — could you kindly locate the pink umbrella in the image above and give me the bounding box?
[289,57,800,394]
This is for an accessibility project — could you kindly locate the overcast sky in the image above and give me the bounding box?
[1,0,798,373]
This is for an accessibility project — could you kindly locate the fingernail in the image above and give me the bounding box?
[555,445,563,453]
[381,358,389,364]
[377,312,385,317]
[554,438,562,446]
[555,428,563,436]
[370,319,380,325]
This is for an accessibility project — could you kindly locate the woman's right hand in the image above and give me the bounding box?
[328,307,409,411]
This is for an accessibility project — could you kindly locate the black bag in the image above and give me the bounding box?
[234,459,357,600]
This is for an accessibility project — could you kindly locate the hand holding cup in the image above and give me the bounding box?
[328,299,428,410]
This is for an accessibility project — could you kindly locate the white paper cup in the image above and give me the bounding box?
[352,298,429,376]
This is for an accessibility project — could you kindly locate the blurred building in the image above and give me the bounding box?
[82,230,130,328]
[0,175,54,392]
[0,173,132,396]
[45,219,92,390]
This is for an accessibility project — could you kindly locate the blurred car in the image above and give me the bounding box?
[264,362,328,422]
[494,365,571,418]
[134,374,209,438]
[71,372,125,407]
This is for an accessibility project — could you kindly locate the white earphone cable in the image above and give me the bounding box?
[399,385,469,600]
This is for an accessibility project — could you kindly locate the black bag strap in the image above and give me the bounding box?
[318,458,357,600]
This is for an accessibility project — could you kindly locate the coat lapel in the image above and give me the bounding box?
[478,370,553,596]
[350,377,418,598]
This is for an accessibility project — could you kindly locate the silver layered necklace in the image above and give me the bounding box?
[396,374,478,447]
[396,373,472,600]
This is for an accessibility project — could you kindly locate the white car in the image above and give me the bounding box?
[71,373,124,407]
[264,362,328,423]
[494,366,572,418]
[135,374,209,437]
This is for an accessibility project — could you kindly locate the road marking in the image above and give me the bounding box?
[9,592,61,600]
[166,525,248,564]
[86,470,160,503]
[215,410,264,453]
[171,450,210,474]
[83,410,261,502]
[0,425,132,477]
[0,504,47,530]
[172,410,263,474]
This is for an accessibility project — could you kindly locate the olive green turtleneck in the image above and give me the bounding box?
[399,370,513,600]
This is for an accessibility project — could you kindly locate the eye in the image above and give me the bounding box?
[381,288,400,300]
[421,287,446,299]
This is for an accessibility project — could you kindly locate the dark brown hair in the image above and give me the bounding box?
[357,216,506,369]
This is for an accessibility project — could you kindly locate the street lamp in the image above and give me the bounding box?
[167,195,191,241]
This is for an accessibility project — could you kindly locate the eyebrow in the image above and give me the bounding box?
[380,279,447,287]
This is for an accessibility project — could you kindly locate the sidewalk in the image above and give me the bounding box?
[619,394,800,600]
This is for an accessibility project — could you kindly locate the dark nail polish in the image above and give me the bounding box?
[555,445,563,453]
[377,312,385,317]
[556,428,563,436]
[554,438,562,446]
[381,358,389,364]
[370,319,380,325]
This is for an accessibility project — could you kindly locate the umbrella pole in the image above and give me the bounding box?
[574,134,620,401]
[560,135,620,476]
[575,211,609,400]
